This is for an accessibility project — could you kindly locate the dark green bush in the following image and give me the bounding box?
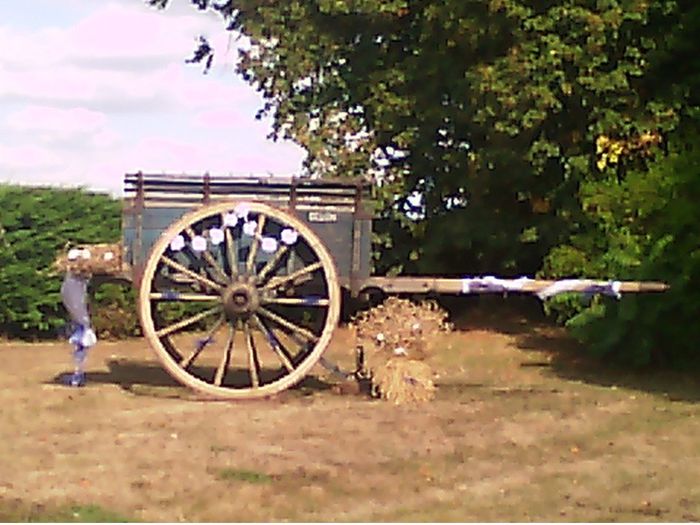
[541,132,700,367]
[0,186,138,339]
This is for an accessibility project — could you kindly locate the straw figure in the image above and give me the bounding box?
[53,243,122,387]
[350,297,452,404]
[53,243,123,277]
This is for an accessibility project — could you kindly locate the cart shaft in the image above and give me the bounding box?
[360,276,668,298]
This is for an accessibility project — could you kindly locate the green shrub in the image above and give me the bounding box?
[541,132,700,367]
[91,283,140,339]
[0,186,138,339]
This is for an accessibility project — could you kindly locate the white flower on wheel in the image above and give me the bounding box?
[209,227,225,246]
[281,228,298,245]
[191,235,207,252]
[169,234,185,252]
[261,237,278,253]
[234,203,250,219]
[223,212,238,227]
[243,220,257,237]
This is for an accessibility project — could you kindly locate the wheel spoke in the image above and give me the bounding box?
[246,214,266,275]
[160,255,223,292]
[261,261,323,291]
[223,215,238,279]
[150,292,220,302]
[155,305,222,337]
[262,296,329,307]
[214,323,235,386]
[243,321,261,388]
[257,306,319,343]
[255,244,290,284]
[186,226,229,284]
[252,314,294,373]
[178,314,225,369]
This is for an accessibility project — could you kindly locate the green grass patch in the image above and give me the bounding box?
[216,468,274,484]
[0,499,133,522]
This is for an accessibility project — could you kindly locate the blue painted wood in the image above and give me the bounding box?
[121,173,373,281]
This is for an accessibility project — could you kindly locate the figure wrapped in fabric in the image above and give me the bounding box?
[60,272,97,387]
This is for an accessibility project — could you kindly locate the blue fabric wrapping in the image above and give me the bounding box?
[61,272,91,327]
[61,272,96,387]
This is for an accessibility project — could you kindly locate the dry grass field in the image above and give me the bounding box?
[1,306,699,522]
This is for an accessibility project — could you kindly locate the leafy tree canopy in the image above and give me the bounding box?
[151,0,687,277]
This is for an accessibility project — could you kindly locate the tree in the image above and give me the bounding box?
[539,1,700,366]
[151,0,679,278]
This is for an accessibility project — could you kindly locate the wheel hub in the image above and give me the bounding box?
[222,279,260,319]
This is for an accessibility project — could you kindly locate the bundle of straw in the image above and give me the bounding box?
[350,297,451,404]
[53,243,123,277]
[371,358,436,404]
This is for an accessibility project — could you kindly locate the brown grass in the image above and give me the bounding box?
[0,315,699,522]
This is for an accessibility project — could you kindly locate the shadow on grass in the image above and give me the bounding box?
[49,359,333,399]
[519,330,700,403]
[451,295,700,403]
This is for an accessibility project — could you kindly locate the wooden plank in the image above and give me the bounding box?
[124,172,371,189]
[133,200,358,213]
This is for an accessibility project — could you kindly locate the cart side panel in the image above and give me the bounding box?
[122,173,373,283]
[301,210,372,283]
[122,206,190,270]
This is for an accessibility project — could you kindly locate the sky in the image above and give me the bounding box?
[0,0,306,195]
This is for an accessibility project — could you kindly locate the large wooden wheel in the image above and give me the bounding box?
[138,201,341,399]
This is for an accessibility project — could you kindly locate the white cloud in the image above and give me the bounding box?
[0,144,63,171]
[0,1,304,195]
[6,105,107,139]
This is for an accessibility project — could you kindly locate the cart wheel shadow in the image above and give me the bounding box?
[49,359,333,399]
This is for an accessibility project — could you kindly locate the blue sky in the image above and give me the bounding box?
[0,0,305,195]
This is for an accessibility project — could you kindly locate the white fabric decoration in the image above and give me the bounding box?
[67,248,80,260]
[209,227,225,245]
[80,249,91,260]
[234,203,250,218]
[243,220,257,237]
[261,237,278,253]
[536,279,624,300]
[103,251,114,261]
[170,234,185,251]
[191,235,207,252]
[508,276,533,290]
[393,347,408,356]
[69,326,97,348]
[281,228,299,245]
[461,275,533,294]
[611,280,622,296]
[81,328,97,348]
[223,212,238,227]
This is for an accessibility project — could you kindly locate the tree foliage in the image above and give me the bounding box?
[541,126,700,366]
[540,1,700,366]
[155,0,682,277]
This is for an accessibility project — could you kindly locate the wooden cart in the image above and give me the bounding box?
[74,172,666,399]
